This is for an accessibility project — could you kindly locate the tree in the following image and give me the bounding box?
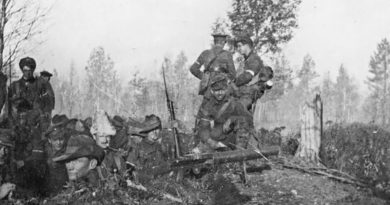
[85,47,117,116]
[0,0,49,71]
[228,0,301,53]
[334,65,359,123]
[296,54,318,99]
[122,71,147,117]
[366,38,390,125]
[321,71,336,122]
[264,53,293,101]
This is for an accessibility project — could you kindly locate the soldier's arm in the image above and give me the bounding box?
[235,57,263,86]
[225,52,236,81]
[189,51,207,80]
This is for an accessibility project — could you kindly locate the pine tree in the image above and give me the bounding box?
[334,65,359,123]
[366,38,390,125]
[296,54,318,100]
[85,47,117,115]
[321,71,336,122]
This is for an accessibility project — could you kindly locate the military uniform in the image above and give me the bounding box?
[235,37,273,111]
[97,149,126,181]
[196,74,253,149]
[43,126,68,196]
[8,58,55,132]
[190,34,236,97]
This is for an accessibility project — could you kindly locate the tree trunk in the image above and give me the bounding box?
[295,94,322,163]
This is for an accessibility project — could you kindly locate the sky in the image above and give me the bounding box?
[30,0,390,92]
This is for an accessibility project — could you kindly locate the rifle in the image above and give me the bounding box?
[141,146,280,177]
[161,61,181,158]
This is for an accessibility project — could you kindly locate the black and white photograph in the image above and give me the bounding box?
[0,0,389,204]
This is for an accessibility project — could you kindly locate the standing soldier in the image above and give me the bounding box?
[234,36,273,111]
[8,57,55,129]
[190,32,236,97]
[39,71,55,132]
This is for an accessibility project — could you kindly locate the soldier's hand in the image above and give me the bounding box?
[0,183,16,199]
[16,160,24,169]
[223,118,233,134]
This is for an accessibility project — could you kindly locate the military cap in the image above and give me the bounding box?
[19,57,37,71]
[46,127,66,140]
[52,114,69,127]
[210,74,228,91]
[52,134,105,165]
[235,35,254,47]
[212,31,229,42]
[142,114,161,131]
[0,132,14,148]
[212,33,228,38]
[45,115,70,137]
[110,115,125,128]
[40,70,53,77]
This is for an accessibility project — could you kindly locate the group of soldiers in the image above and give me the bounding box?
[0,32,273,201]
[190,33,273,151]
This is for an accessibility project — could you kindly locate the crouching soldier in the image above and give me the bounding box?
[53,134,105,187]
[234,36,273,112]
[0,133,16,200]
[195,73,254,151]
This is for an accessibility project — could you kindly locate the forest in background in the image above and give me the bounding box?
[48,38,390,133]
[2,0,390,133]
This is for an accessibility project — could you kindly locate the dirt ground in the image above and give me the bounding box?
[233,166,387,205]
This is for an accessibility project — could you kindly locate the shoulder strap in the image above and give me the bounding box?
[215,98,233,120]
[205,49,225,71]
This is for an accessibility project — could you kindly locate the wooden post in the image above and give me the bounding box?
[295,94,323,163]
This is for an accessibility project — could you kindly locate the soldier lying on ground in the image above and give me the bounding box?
[43,121,68,196]
[126,115,164,169]
[53,134,105,187]
[0,132,16,200]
